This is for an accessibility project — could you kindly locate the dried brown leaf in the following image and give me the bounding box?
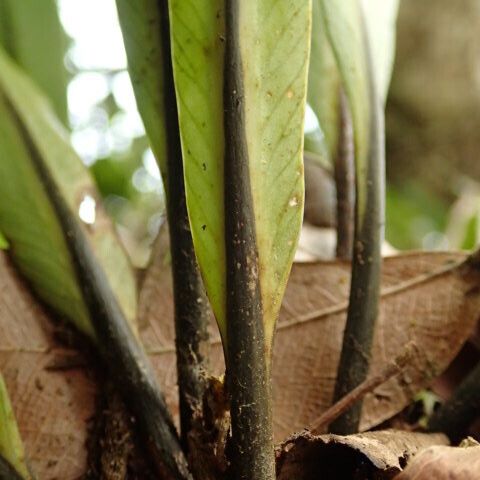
[0,253,95,479]
[1,241,480,478]
[276,429,448,480]
[142,249,480,440]
[395,444,480,479]
[273,252,480,437]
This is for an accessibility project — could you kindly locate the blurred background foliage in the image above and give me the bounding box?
[386,0,480,251]
[1,0,479,264]
[2,0,165,267]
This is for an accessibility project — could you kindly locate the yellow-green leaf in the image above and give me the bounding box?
[170,1,310,347]
[237,1,310,346]
[169,0,227,339]
[118,1,310,351]
[0,373,31,479]
[0,49,137,337]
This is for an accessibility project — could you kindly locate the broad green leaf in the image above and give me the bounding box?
[0,374,31,479]
[0,49,137,337]
[115,0,169,178]
[0,0,68,124]
[170,1,310,347]
[118,1,310,349]
[169,0,226,339]
[238,1,310,346]
[0,94,90,335]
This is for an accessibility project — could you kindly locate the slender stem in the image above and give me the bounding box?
[158,0,210,451]
[334,89,355,260]
[0,455,26,480]
[310,342,416,433]
[329,14,385,435]
[224,1,275,479]
[6,101,192,480]
[428,361,480,441]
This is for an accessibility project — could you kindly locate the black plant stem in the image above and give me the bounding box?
[6,101,192,480]
[335,89,355,260]
[428,361,480,441]
[224,1,275,479]
[158,0,210,451]
[0,455,26,480]
[329,14,385,435]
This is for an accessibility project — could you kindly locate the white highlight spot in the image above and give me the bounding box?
[422,231,449,250]
[132,168,160,193]
[112,71,139,115]
[78,195,96,224]
[143,149,161,180]
[68,73,109,123]
[304,103,320,133]
[289,197,298,207]
[58,0,127,70]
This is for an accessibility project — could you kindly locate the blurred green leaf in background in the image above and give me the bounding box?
[0,47,138,337]
[58,0,166,267]
[0,374,30,479]
[0,0,68,124]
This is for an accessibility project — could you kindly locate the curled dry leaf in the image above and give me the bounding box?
[395,444,480,480]
[0,252,95,479]
[276,429,448,480]
[141,245,480,440]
